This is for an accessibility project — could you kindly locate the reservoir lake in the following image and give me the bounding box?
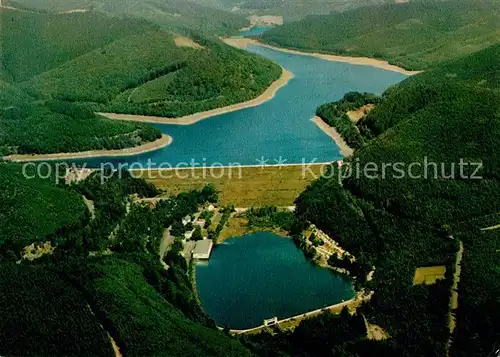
[78,44,407,168]
[75,41,409,327]
[195,232,355,330]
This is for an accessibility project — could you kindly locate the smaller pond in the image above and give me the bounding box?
[235,25,274,38]
[196,232,354,330]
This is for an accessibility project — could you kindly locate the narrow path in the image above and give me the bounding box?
[363,314,389,341]
[481,224,500,231]
[0,4,35,12]
[58,9,89,14]
[447,240,464,356]
[127,87,140,103]
[82,195,95,221]
[234,206,295,213]
[86,305,122,357]
[159,228,173,259]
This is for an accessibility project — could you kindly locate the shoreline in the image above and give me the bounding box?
[3,134,173,162]
[223,38,421,76]
[311,116,354,158]
[98,67,294,125]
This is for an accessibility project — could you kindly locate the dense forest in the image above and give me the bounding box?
[23,31,281,117]
[0,103,161,155]
[316,92,380,149]
[0,264,115,357]
[190,0,389,22]
[0,166,256,356]
[0,163,88,257]
[358,43,500,137]
[243,309,369,356]
[58,255,254,357]
[286,41,500,356]
[262,0,500,70]
[0,8,280,156]
[0,9,156,82]
[451,217,500,357]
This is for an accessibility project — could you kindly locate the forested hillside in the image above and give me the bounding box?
[0,80,32,107]
[290,44,500,356]
[0,168,255,356]
[0,8,280,155]
[0,103,161,155]
[190,0,388,22]
[262,0,500,70]
[0,264,115,357]
[451,216,500,357]
[0,163,88,256]
[359,43,500,136]
[0,8,155,82]
[22,31,281,117]
[5,0,248,35]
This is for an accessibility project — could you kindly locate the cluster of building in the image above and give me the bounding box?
[181,204,216,260]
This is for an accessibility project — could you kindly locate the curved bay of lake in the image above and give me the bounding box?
[78,44,407,168]
[195,232,354,330]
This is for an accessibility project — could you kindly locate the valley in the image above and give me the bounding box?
[0,1,499,357]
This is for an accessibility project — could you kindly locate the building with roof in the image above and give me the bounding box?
[263,317,278,327]
[192,239,213,260]
[184,229,195,240]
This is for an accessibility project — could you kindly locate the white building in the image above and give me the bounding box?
[184,230,195,240]
[182,215,192,226]
[263,317,278,327]
[192,240,213,260]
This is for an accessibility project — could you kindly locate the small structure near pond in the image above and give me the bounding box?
[263,317,278,327]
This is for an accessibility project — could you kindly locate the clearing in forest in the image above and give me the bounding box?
[346,104,375,123]
[174,36,203,49]
[413,266,446,285]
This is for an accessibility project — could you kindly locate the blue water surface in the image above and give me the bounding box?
[77,45,407,168]
[195,232,354,329]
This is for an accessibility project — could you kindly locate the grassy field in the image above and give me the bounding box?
[134,164,330,207]
[218,215,289,241]
[412,266,446,285]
